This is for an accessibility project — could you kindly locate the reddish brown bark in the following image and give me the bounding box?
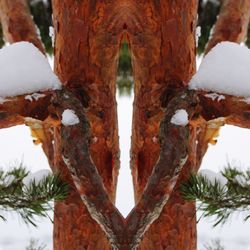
[0,0,54,178]
[128,1,199,249]
[125,90,201,250]
[198,91,250,127]
[52,1,122,249]
[1,87,250,250]
[0,92,52,123]
[205,0,250,54]
[49,88,201,250]
[0,0,45,54]
[1,1,250,250]
[50,90,124,250]
[0,0,119,248]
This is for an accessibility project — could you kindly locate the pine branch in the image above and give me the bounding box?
[181,166,250,226]
[203,238,225,250]
[26,238,47,250]
[0,164,68,226]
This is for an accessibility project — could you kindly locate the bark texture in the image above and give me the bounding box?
[2,1,250,250]
[125,90,201,250]
[52,1,122,249]
[205,0,250,54]
[48,88,201,250]
[128,1,199,249]
[0,92,51,128]
[0,0,45,53]
[50,90,125,250]
[2,89,250,250]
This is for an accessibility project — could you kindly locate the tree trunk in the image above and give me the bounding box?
[205,0,250,54]
[128,1,199,249]
[0,0,45,54]
[3,1,250,249]
[52,1,122,249]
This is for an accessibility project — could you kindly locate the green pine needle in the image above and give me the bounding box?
[0,163,68,226]
[181,166,250,226]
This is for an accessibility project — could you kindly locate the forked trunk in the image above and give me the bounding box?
[2,1,250,249]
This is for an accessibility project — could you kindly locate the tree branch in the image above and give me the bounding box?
[205,0,250,54]
[197,91,250,128]
[0,0,45,54]
[0,91,53,128]
[49,89,125,250]
[125,90,201,249]
[1,86,250,250]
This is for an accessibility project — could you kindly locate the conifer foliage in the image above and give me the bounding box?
[0,163,68,226]
[181,166,250,226]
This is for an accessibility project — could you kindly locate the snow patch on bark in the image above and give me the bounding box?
[25,93,46,102]
[62,109,80,126]
[170,109,189,126]
[205,93,225,101]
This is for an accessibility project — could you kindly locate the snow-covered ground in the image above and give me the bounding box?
[0,126,53,250]
[116,94,134,217]
[198,125,250,250]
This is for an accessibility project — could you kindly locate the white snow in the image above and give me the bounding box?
[61,109,80,126]
[234,174,250,186]
[49,26,55,46]
[196,26,201,47]
[205,93,225,101]
[242,97,250,104]
[0,97,7,104]
[189,42,250,97]
[25,93,46,102]
[170,109,189,126]
[199,169,227,186]
[23,169,51,186]
[0,42,61,98]
[4,175,15,186]
[234,175,245,186]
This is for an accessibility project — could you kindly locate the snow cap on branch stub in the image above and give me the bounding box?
[0,42,61,98]
[189,42,250,98]
[170,109,189,126]
[61,109,80,126]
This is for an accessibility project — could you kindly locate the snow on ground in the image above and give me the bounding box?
[1,44,250,249]
[1,105,250,250]
[61,109,80,126]
[0,42,61,98]
[190,42,250,97]
[199,169,227,186]
[170,109,189,126]
[23,169,51,186]
[198,125,250,250]
[0,125,53,250]
[116,93,135,217]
